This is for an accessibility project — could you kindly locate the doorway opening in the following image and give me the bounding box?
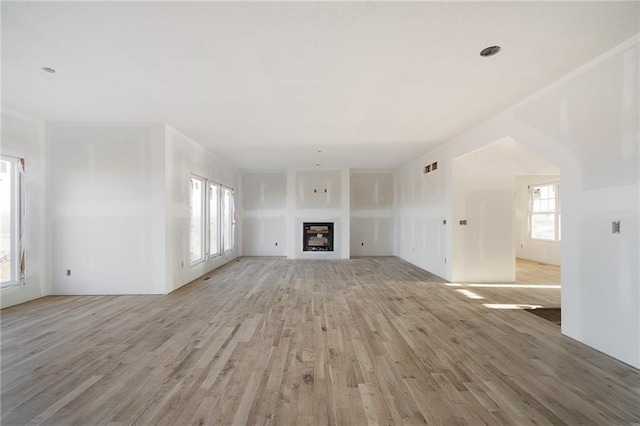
[450,137,561,318]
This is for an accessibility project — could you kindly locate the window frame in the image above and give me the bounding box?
[1,155,26,288]
[189,175,207,264]
[221,186,235,253]
[208,182,221,258]
[189,175,234,265]
[529,182,561,242]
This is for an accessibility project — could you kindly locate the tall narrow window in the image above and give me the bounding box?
[530,183,561,242]
[209,183,220,256]
[190,176,206,263]
[1,155,25,287]
[222,187,235,252]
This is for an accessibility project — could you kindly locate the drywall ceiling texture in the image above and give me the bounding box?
[2,2,639,170]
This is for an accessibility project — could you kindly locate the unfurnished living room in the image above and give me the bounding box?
[1,1,639,425]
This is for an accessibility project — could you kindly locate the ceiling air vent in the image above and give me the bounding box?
[480,46,501,57]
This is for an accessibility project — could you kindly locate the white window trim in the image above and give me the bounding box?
[190,175,233,265]
[208,182,222,258]
[1,155,26,289]
[222,186,235,253]
[190,175,207,265]
[529,182,561,243]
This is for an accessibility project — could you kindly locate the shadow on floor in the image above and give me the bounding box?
[525,307,561,325]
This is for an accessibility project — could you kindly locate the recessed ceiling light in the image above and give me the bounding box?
[480,46,501,57]
[41,67,56,73]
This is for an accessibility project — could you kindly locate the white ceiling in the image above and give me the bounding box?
[455,137,560,179]
[2,1,638,171]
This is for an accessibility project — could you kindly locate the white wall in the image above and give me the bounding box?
[49,124,166,295]
[396,156,449,280]
[0,111,49,308]
[350,171,395,256]
[515,175,561,266]
[286,168,350,259]
[396,36,640,367]
[451,160,515,283]
[241,169,395,258]
[240,172,286,256]
[165,126,239,292]
[10,120,238,298]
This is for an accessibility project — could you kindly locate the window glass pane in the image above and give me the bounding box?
[533,199,542,212]
[190,177,204,262]
[222,188,231,252]
[529,183,560,242]
[230,190,235,250]
[540,185,549,199]
[532,187,541,199]
[531,213,555,240]
[0,159,13,283]
[209,184,219,256]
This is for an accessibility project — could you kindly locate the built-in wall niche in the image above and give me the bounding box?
[303,222,334,252]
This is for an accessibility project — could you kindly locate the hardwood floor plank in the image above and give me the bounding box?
[2,257,639,425]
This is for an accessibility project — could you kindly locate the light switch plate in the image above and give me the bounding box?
[612,221,620,234]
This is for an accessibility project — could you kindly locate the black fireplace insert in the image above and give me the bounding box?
[303,222,334,252]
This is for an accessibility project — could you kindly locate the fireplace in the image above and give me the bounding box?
[303,222,334,252]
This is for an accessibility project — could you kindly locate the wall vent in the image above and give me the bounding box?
[424,162,438,174]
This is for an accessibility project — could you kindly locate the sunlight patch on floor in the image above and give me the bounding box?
[445,283,559,289]
[483,303,543,310]
[456,289,484,300]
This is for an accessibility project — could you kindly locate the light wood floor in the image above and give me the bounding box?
[447,258,562,310]
[2,257,639,425]
[515,258,561,286]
